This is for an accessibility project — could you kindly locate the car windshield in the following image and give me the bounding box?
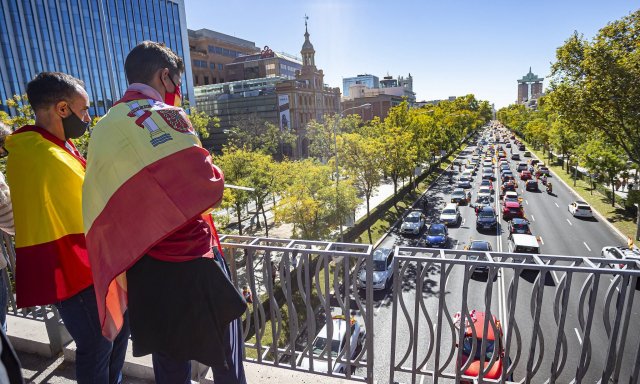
[373,260,387,271]
[470,242,491,251]
[479,210,494,218]
[512,223,528,232]
[405,216,420,223]
[428,226,446,236]
[442,209,456,215]
[312,336,341,357]
[462,336,496,361]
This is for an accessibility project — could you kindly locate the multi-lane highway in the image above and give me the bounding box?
[354,126,639,383]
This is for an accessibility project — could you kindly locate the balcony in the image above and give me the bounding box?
[3,234,640,383]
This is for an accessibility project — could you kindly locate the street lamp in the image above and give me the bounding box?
[335,103,372,242]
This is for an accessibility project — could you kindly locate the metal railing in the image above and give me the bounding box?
[388,247,640,384]
[218,235,375,383]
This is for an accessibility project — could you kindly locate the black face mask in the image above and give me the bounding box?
[62,109,90,140]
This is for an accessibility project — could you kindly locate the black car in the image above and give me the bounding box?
[518,144,525,151]
[508,218,532,235]
[476,206,497,230]
[525,179,538,191]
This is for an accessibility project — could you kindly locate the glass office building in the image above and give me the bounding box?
[0,0,193,116]
[342,74,379,97]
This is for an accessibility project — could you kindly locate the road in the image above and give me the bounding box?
[353,129,640,383]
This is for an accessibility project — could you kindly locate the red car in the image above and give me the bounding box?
[456,310,511,382]
[502,201,524,220]
[519,170,532,180]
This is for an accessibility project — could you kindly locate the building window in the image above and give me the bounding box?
[210,62,216,70]
[204,76,209,85]
[194,75,199,85]
[218,63,223,70]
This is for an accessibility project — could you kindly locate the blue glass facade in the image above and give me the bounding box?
[342,74,380,97]
[0,0,194,116]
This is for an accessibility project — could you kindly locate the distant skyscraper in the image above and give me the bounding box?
[0,0,193,116]
[342,74,379,97]
[517,67,544,104]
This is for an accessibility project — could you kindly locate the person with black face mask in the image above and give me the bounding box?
[4,72,130,384]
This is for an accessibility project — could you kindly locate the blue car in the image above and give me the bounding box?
[421,223,449,248]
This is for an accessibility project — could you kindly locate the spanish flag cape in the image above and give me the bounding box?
[83,93,224,340]
[5,126,93,307]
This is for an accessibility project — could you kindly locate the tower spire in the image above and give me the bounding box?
[301,14,315,68]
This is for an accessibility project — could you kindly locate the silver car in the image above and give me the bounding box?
[400,211,425,235]
[358,248,394,290]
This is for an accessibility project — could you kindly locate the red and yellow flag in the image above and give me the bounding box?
[83,95,224,340]
[5,126,93,307]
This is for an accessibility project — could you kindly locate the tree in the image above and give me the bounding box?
[228,114,295,158]
[246,152,283,237]
[581,136,628,206]
[215,147,254,235]
[548,118,580,169]
[306,113,362,162]
[1,95,34,129]
[338,133,383,243]
[274,159,359,240]
[380,126,415,196]
[549,10,640,169]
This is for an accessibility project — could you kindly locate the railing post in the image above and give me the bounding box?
[365,247,374,384]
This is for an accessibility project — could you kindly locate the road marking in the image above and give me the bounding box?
[554,202,559,208]
[531,215,535,222]
[574,328,583,345]
[525,200,529,205]
[539,237,544,245]
[375,296,391,315]
[462,218,465,226]
[584,242,591,252]
[420,373,426,384]
[566,219,573,226]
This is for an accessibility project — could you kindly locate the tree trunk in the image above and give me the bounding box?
[236,206,243,236]
[366,195,372,244]
[261,202,269,237]
[393,175,398,196]
[611,176,616,207]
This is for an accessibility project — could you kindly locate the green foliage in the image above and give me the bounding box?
[0,95,34,129]
[273,159,359,240]
[227,114,295,159]
[549,10,640,169]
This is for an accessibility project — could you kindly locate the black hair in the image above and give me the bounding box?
[124,41,185,84]
[26,72,85,112]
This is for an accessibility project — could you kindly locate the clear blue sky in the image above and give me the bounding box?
[183,1,637,108]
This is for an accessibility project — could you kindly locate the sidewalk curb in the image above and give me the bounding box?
[529,149,628,245]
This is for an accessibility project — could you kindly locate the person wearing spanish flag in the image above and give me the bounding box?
[5,72,130,383]
[83,41,247,384]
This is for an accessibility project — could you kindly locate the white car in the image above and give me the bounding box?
[358,248,394,290]
[477,187,492,202]
[299,315,365,373]
[568,201,594,218]
[400,211,426,235]
[439,203,461,226]
[601,246,640,269]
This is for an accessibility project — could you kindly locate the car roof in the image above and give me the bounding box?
[443,203,458,210]
[430,223,446,230]
[511,218,528,225]
[511,234,539,247]
[407,211,422,217]
[574,201,588,205]
[505,201,520,208]
[318,317,350,341]
[453,188,464,193]
[373,248,392,260]
[479,206,495,213]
